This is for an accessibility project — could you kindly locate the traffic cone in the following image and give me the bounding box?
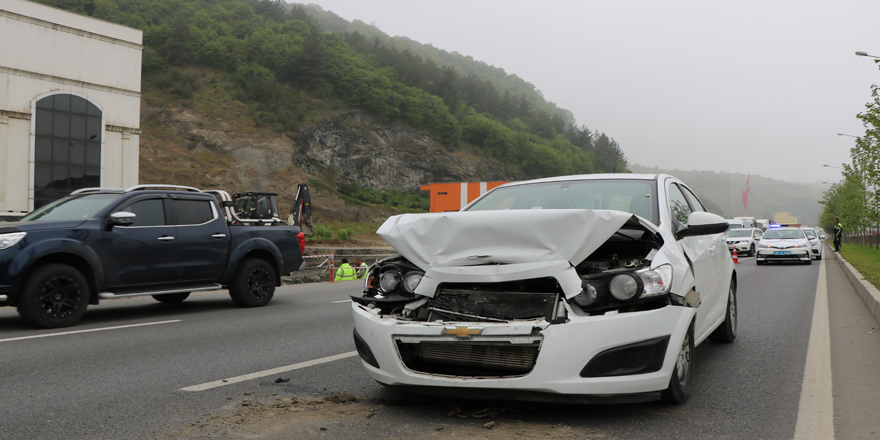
[732,248,740,264]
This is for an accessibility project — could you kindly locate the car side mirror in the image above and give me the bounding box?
[675,212,728,240]
[108,211,136,227]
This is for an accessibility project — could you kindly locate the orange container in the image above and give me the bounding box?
[420,182,510,212]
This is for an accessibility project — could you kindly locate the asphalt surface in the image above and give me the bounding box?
[1,253,877,439]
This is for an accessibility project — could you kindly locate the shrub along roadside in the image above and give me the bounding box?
[839,244,880,291]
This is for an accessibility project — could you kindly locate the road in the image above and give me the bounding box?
[1,249,879,439]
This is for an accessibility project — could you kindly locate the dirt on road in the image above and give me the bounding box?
[153,392,606,440]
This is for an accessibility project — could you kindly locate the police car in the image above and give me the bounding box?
[756,225,812,265]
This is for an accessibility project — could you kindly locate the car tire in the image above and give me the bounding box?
[152,292,190,303]
[817,253,822,261]
[16,264,89,329]
[805,259,812,265]
[229,258,275,307]
[757,260,765,265]
[662,322,694,404]
[749,244,756,257]
[709,280,737,343]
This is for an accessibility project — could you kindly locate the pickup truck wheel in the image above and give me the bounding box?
[229,259,275,307]
[17,264,89,329]
[152,293,190,303]
[661,322,694,404]
[709,279,737,343]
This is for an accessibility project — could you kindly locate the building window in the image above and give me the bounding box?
[34,94,102,208]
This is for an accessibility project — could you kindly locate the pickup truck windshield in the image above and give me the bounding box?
[465,179,658,224]
[21,194,122,222]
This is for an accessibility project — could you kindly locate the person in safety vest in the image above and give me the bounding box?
[354,258,369,279]
[833,218,843,252]
[335,258,357,281]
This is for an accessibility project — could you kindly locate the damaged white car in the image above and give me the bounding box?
[351,174,736,404]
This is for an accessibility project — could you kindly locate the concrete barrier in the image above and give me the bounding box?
[832,244,880,326]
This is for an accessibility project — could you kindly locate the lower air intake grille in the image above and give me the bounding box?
[397,341,540,377]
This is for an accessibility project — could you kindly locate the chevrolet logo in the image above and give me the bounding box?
[442,326,484,339]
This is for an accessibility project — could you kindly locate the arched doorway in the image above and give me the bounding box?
[33,93,102,208]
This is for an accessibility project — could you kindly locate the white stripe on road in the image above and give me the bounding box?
[0,320,181,343]
[793,256,835,439]
[180,351,359,392]
[331,300,350,303]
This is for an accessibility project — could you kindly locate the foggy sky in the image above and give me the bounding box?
[301,0,880,184]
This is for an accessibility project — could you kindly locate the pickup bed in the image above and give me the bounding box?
[0,185,305,328]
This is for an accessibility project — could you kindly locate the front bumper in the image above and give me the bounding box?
[755,248,810,262]
[351,302,695,398]
[727,242,752,253]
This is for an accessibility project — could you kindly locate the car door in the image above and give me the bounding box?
[667,182,722,340]
[102,196,179,289]
[171,196,230,283]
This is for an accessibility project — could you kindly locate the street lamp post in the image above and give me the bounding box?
[837,133,859,139]
[856,51,880,59]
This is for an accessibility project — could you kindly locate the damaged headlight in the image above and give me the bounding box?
[637,264,672,298]
[402,272,423,294]
[379,270,401,292]
[362,256,425,298]
[573,264,673,312]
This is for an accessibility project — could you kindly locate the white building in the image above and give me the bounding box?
[0,0,142,211]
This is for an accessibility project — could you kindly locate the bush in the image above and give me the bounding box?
[337,228,354,240]
[311,224,332,240]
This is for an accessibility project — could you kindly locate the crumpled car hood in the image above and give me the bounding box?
[377,209,652,271]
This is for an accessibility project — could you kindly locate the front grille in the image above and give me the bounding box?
[397,341,540,377]
[429,288,559,322]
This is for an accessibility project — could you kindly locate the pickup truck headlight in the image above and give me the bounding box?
[0,232,26,250]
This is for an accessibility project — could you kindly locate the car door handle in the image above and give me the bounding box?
[158,236,175,241]
[211,233,227,238]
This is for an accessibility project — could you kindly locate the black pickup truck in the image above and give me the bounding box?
[0,185,305,328]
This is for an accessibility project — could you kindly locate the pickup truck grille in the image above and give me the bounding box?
[396,341,540,377]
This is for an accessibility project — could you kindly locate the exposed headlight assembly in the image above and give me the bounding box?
[379,270,401,292]
[0,232,26,250]
[573,263,673,311]
[637,264,673,298]
[402,271,423,293]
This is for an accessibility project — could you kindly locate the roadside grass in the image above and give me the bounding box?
[839,244,880,290]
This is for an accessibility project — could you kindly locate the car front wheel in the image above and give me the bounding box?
[229,258,275,307]
[17,264,89,328]
[662,322,694,404]
[749,244,756,257]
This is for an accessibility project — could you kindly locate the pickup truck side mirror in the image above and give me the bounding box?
[675,211,729,240]
[108,211,137,227]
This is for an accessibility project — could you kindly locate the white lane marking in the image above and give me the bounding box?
[0,320,182,343]
[331,300,350,303]
[794,256,835,439]
[180,351,359,392]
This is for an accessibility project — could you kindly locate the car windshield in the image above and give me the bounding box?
[804,229,817,238]
[763,229,806,239]
[726,229,751,237]
[21,194,122,222]
[465,179,658,224]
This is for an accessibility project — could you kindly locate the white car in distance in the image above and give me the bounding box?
[802,227,823,260]
[756,227,812,265]
[351,173,737,404]
[725,228,762,256]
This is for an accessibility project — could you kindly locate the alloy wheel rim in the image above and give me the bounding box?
[729,286,737,336]
[246,268,272,299]
[38,276,81,318]
[675,332,691,386]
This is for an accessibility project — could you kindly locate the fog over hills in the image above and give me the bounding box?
[629,164,828,226]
